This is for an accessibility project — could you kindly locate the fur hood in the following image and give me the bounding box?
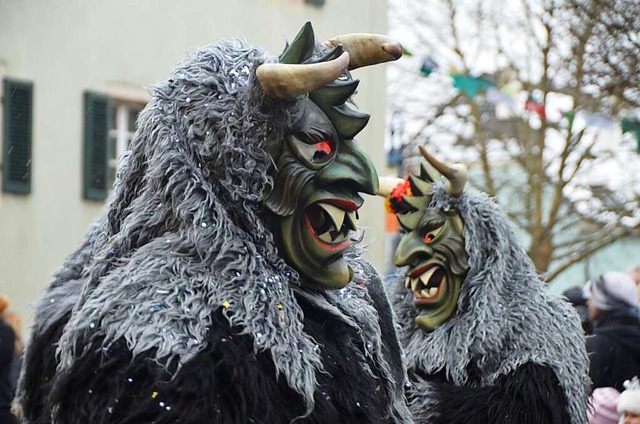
[35,39,409,420]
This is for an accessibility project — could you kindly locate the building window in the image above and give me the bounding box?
[83,85,147,201]
[108,101,144,190]
[2,78,34,194]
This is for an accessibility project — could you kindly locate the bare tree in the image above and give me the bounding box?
[388,0,640,281]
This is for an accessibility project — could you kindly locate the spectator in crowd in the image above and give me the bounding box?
[583,272,640,392]
[627,265,640,302]
[587,387,620,424]
[0,294,18,424]
[564,286,593,334]
[617,377,640,424]
[2,311,23,392]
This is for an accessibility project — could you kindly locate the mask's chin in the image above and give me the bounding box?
[405,263,462,332]
[279,198,361,290]
[299,257,354,291]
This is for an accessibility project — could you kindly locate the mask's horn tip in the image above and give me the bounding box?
[382,41,403,61]
[377,176,406,197]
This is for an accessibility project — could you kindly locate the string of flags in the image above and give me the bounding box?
[412,55,640,151]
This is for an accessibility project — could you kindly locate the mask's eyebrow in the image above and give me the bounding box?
[419,213,445,230]
[293,121,337,145]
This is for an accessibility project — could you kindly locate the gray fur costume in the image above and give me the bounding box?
[389,185,589,423]
[18,36,411,424]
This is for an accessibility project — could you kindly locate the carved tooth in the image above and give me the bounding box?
[332,232,346,243]
[405,277,411,289]
[419,267,437,287]
[411,278,419,292]
[345,211,358,231]
[318,231,334,243]
[318,203,346,231]
[428,287,438,297]
[420,289,430,298]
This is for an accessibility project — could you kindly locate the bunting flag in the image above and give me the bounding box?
[409,63,640,155]
[525,96,546,119]
[451,73,495,98]
[621,117,640,153]
[387,148,404,167]
[485,86,515,107]
[420,57,438,77]
[563,111,575,128]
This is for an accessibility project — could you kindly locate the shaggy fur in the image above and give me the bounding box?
[389,186,589,423]
[408,363,570,424]
[18,39,411,423]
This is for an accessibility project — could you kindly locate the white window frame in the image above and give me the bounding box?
[105,82,149,192]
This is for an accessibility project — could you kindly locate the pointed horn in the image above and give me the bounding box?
[256,51,349,99]
[377,176,406,197]
[418,145,468,197]
[322,34,403,70]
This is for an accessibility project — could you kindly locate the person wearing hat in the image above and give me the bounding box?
[583,272,640,392]
[564,286,593,334]
[587,387,620,424]
[0,295,18,424]
[618,377,640,424]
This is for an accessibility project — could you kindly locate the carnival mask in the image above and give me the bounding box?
[388,147,471,331]
[259,23,402,290]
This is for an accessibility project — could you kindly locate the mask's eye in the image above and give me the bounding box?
[288,135,337,169]
[313,141,333,163]
[423,225,444,243]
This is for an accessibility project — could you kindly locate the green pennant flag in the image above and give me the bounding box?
[451,73,495,98]
[621,117,640,154]
[563,111,575,129]
[419,57,437,77]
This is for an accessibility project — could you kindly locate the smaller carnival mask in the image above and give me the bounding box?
[385,147,470,332]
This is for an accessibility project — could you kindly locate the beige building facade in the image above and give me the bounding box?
[0,0,392,328]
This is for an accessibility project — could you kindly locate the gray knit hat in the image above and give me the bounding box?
[583,271,639,312]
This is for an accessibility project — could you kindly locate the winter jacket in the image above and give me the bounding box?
[0,320,16,411]
[587,310,640,392]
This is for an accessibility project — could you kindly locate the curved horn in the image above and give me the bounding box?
[322,34,403,70]
[377,176,406,197]
[418,145,468,197]
[256,51,349,99]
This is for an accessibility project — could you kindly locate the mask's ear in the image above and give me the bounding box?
[420,162,443,185]
[309,79,370,139]
[279,22,316,64]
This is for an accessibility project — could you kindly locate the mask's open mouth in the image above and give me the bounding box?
[304,200,359,251]
[405,264,446,304]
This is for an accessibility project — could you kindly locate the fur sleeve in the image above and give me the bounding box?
[409,362,571,424]
[363,262,413,423]
[44,315,304,424]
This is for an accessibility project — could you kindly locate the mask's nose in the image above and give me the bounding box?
[394,233,432,267]
[317,139,379,195]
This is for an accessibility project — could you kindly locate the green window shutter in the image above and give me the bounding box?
[2,79,34,194]
[83,91,111,201]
